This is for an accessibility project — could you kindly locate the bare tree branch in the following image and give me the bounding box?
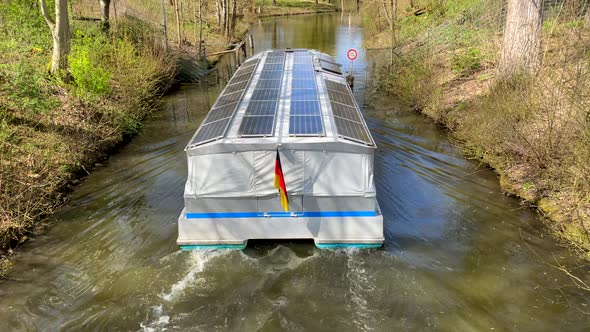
[39,0,55,31]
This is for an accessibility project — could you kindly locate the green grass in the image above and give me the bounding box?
[0,0,176,264]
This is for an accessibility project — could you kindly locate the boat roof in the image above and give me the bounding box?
[186,49,376,153]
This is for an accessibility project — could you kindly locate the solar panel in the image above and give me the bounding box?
[232,72,254,83]
[256,79,281,89]
[290,101,320,115]
[293,64,314,72]
[325,81,373,145]
[330,101,361,122]
[319,60,343,75]
[216,90,243,106]
[288,54,324,136]
[224,82,247,94]
[226,79,249,91]
[238,52,286,137]
[240,61,258,69]
[318,54,337,63]
[204,102,239,123]
[239,116,275,136]
[333,117,370,143]
[291,89,318,101]
[291,79,316,89]
[289,116,323,136]
[251,89,280,101]
[260,71,283,79]
[293,56,313,64]
[326,89,354,105]
[236,64,257,74]
[263,63,284,71]
[191,118,231,144]
[189,58,260,146]
[325,80,349,94]
[245,101,278,115]
[293,71,315,79]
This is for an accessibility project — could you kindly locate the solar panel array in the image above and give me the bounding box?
[238,52,286,136]
[189,51,373,147]
[319,59,343,75]
[289,51,324,136]
[190,59,260,146]
[325,79,372,145]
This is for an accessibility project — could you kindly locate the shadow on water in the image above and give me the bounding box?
[0,13,589,331]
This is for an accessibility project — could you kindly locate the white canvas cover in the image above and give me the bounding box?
[185,150,375,198]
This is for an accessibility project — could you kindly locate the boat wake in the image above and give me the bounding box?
[139,305,170,332]
[344,249,378,331]
[162,250,229,302]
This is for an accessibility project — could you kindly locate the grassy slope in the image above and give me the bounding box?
[0,1,176,274]
[369,0,590,256]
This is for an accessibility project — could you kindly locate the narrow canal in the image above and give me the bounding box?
[1,14,589,331]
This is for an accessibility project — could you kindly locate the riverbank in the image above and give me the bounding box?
[256,0,336,17]
[369,0,590,256]
[0,3,178,274]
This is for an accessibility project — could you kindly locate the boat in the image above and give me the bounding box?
[177,49,383,250]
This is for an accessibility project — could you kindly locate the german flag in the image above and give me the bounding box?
[274,148,289,212]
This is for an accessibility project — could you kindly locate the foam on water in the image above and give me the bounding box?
[344,250,378,331]
[139,305,170,332]
[161,250,229,302]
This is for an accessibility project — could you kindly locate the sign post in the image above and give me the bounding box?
[347,48,358,74]
[346,48,358,89]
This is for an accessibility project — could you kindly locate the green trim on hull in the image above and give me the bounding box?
[315,243,383,249]
[180,244,246,250]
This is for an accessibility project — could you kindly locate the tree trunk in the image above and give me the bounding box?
[199,0,203,58]
[273,0,276,6]
[390,0,396,72]
[497,0,543,79]
[39,0,70,74]
[161,0,168,49]
[100,0,111,30]
[216,0,221,27]
[231,0,237,38]
[217,0,227,36]
[224,0,230,39]
[173,0,182,47]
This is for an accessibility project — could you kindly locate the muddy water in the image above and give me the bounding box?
[1,14,590,331]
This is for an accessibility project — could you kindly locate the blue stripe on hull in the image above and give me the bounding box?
[315,243,383,249]
[185,211,377,219]
[180,244,247,250]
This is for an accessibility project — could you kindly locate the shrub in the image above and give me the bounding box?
[451,47,482,77]
[69,29,112,100]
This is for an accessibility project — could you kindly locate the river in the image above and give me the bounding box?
[1,13,589,331]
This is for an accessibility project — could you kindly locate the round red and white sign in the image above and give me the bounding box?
[347,48,358,61]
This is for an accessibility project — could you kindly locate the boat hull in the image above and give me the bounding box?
[176,206,384,249]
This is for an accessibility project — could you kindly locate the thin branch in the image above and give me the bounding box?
[39,0,55,31]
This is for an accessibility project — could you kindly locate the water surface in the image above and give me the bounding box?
[1,13,589,331]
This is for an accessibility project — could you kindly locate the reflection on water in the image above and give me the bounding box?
[0,13,589,331]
